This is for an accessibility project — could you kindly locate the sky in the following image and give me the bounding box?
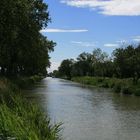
[41,0,140,72]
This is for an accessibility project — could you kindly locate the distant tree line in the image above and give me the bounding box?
[0,0,55,77]
[53,44,140,83]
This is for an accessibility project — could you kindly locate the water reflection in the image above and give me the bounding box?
[25,77,140,140]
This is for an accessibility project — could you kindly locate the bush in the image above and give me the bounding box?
[108,80,115,88]
[122,86,133,95]
[100,82,109,88]
[97,78,104,83]
[14,75,43,88]
[110,82,115,88]
[113,82,122,93]
[134,89,140,96]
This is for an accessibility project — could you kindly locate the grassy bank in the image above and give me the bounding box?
[11,75,45,88]
[0,77,61,140]
[72,76,140,96]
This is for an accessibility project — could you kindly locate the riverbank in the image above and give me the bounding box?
[0,77,61,140]
[72,76,140,96]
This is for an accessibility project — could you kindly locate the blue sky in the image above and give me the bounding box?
[42,0,140,71]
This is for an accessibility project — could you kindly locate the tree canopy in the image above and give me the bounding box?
[53,44,140,83]
[0,0,55,77]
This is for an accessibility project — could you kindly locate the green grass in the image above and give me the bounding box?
[0,78,62,140]
[72,76,140,96]
[12,75,44,88]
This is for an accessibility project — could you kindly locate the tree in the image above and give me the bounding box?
[58,59,74,79]
[113,48,126,78]
[0,0,54,77]
[76,52,93,76]
[113,45,140,83]
[92,48,109,77]
[57,44,140,85]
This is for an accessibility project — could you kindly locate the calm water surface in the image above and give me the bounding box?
[25,78,140,140]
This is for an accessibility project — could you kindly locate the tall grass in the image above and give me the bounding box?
[13,75,44,88]
[0,78,62,140]
[72,76,140,96]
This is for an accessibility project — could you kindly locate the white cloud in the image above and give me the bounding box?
[71,41,97,47]
[61,0,140,16]
[104,43,119,48]
[116,40,128,44]
[47,61,60,72]
[132,36,140,42]
[40,28,88,33]
[71,41,83,44]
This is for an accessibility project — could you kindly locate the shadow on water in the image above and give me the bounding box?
[24,77,140,140]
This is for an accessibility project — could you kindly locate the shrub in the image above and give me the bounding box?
[107,79,115,88]
[100,82,109,88]
[110,82,115,88]
[97,78,104,83]
[134,89,140,96]
[122,86,133,95]
[113,82,122,93]
[14,75,43,88]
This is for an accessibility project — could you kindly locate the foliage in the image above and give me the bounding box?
[13,75,44,88]
[54,44,140,86]
[133,88,140,96]
[113,81,122,93]
[113,45,140,83]
[0,0,55,77]
[72,76,140,96]
[122,86,133,95]
[0,79,62,140]
[58,59,74,79]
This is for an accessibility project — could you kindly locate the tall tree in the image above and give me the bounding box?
[76,52,93,76]
[0,0,55,76]
[92,48,109,77]
[58,59,74,79]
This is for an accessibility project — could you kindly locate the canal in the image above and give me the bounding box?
[25,77,140,140]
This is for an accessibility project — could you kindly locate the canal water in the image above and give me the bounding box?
[25,77,140,140]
